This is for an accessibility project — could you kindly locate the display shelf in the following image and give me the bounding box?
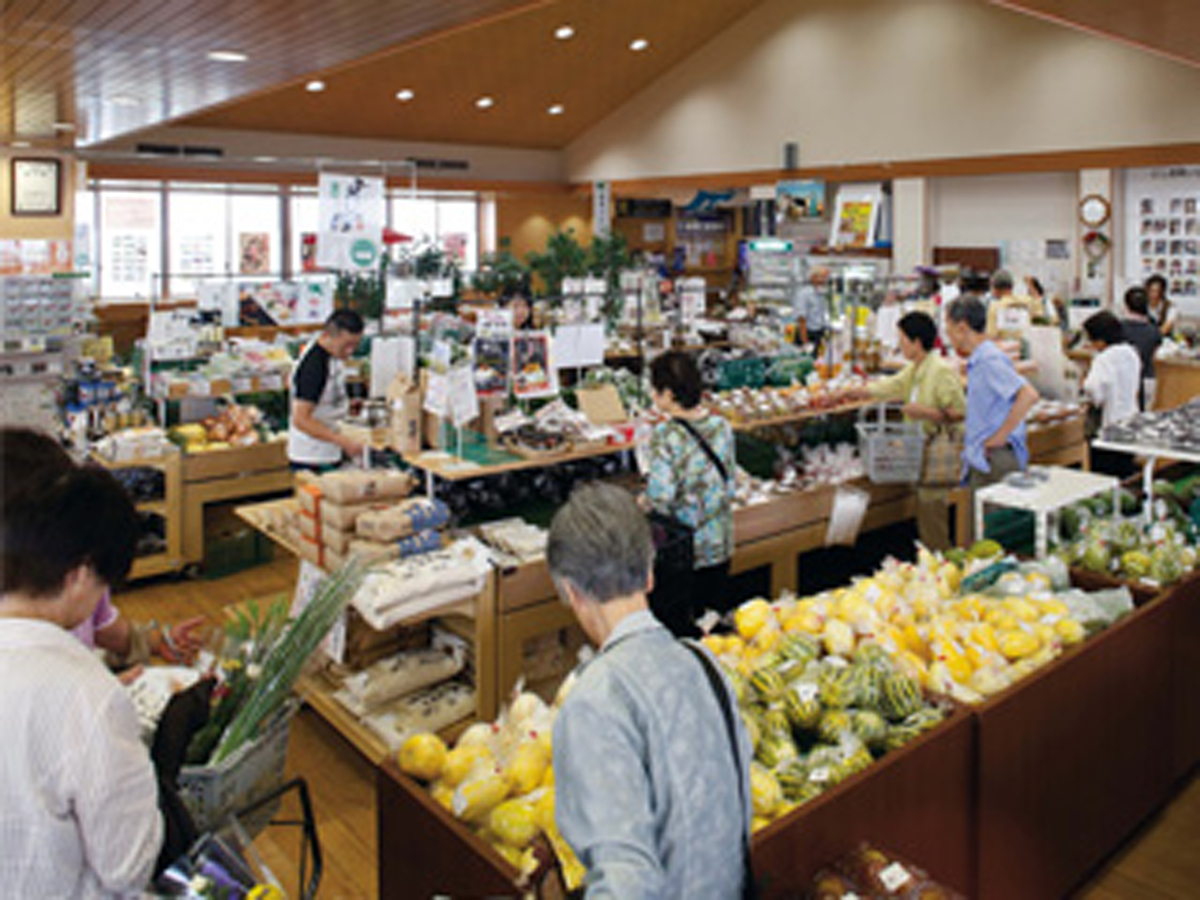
[1153,356,1200,411]
[402,441,629,497]
[726,398,876,433]
[94,452,184,581]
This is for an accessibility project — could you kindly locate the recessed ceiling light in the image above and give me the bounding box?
[555,25,574,40]
[207,50,248,62]
[305,80,326,93]
[475,96,494,109]
[547,104,565,116]
[395,89,415,102]
[253,156,277,163]
[11,140,31,149]
[630,38,650,52]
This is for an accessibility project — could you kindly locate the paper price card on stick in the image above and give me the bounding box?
[448,365,480,427]
[423,370,449,417]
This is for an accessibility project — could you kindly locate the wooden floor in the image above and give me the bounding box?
[117,559,1200,899]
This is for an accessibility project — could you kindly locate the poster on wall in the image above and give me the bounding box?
[178,234,215,274]
[315,174,385,272]
[830,183,882,249]
[775,180,826,224]
[512,332,556,398]
[239,232,270,275]
[1125,166,1200,306]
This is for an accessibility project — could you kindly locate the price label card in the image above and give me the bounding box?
[448,365,480,427]
[879,863,912,892]
[794,682,819,703]
[809,767,831,784]
[423,370,450,417]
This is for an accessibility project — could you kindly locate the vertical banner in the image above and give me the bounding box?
[593,180,612,238]
[316,173,385,272]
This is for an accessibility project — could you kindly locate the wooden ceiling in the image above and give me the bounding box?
[0,0,545,147]
[174,0,765,149]
[989,1,1200,68]
[3,1,1193,156]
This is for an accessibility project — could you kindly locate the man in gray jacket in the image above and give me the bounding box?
[548,482,752,899]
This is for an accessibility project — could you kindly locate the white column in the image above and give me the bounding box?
[892,177,928,274]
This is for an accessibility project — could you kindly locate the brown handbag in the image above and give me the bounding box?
[922,423,963,487]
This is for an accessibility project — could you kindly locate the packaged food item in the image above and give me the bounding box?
[317,469,416,504]
[356,498,451,542]
[320,499,395,531]
[335,638,466,716]
[805,843,966,899]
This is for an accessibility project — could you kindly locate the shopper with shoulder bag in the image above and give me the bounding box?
[644,351,737,636]
[842,312,966,549]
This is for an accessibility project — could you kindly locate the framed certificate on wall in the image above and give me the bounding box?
[11,158,62,216]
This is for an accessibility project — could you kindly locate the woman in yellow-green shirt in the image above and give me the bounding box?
[845,311,966,549]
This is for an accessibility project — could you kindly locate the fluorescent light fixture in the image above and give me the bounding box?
[11,140,31,148]
[305,80,326,93]
[207,50,248,62]
[253,156,278,163]
[630,38,650,52]
[555,25,575,40]
[396,89,415,102]
[475,96,495,109]
[547,104,565,116]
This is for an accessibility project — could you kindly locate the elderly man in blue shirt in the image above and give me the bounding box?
[945,295,1040,495]
[547,482,753,899]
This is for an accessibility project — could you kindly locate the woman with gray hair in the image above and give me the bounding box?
[547,482,753,899]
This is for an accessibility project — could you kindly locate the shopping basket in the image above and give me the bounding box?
[855,405,925,485]
[178,700,299,837]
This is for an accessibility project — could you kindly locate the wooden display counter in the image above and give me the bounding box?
[1027,414,1088,469]
[182,440,293,568]
[375,709,975,899]
[753,710,975,898]
[973,592,1177,900]
[1167,572,1200,782]
[1153,356,1200,411]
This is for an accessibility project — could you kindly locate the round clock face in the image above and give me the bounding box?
[1080,194,1110,227]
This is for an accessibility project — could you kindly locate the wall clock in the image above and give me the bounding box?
[11,157,62,216]
[1079,194,1110,228]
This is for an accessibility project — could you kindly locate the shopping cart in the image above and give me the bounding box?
[159,778,322,900]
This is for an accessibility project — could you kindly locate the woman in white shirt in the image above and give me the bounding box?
[1082,311,1142,478]
[0,428,163,898]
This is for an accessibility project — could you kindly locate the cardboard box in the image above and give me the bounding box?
[577,384,628,425]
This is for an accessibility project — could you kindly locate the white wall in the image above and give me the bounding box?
[929,171,1077,293]
[566,0,1200,182]
[86,126,565,184]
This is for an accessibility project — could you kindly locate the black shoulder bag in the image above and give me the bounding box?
[682,641,758,900]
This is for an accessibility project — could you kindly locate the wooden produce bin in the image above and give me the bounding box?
[182,441,293,568]
[753,710,975,899]
[1026,415,1089,469]
[375,710,975,900]
[1166,572,1200,782]
[378,759,521,899]
[974,595,1177,900]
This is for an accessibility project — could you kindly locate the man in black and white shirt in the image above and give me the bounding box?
[287,309,365,470]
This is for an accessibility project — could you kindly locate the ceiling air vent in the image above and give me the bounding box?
[182,145,224,158]
[135,143,181,156]
[407,157,470,171]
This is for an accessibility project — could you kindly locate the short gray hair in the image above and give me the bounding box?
[946,294,987,333]
[547,482,653,603]
[990,269,1014,293]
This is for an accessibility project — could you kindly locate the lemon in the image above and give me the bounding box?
[397,733,447,782]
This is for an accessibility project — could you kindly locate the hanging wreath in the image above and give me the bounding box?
[1082,230,1111,261]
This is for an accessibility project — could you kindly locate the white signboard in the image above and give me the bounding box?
[316,173,385,272]
[593,181,612,237]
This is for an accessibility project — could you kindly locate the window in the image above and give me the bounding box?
[390,192,481,270]
[230,190,281,277]
[168,188,228,298]
[98,189,161,301]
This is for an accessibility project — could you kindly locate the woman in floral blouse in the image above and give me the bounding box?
[645,352,737,634]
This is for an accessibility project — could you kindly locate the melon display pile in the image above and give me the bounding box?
[712,545,1133,829]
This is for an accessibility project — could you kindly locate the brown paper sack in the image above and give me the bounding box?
[387,375,423,455]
